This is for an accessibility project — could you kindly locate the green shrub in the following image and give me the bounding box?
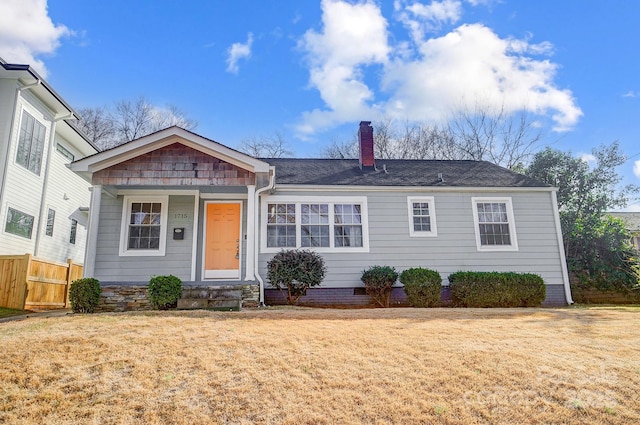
[361,266,399,308]
[400,268,442,307]
[267,250,327,305]
[148,275,183,310]
[448,271,545,307]
[69,278,101,313]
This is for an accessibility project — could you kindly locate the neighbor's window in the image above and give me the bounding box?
[263,197,369,252]
[472,197,518,251]
[4,207,34,239]
[46,208,55,236]
[69,219,78,244]
[16,111,46,175]
[56,143,74,161]
[119,196,168,256]
[407,196,437,237]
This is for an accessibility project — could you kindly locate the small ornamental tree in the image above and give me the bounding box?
[69,278,101,313]
[267,250,327,305]
[148,275,182,310]
[361,266,399,307]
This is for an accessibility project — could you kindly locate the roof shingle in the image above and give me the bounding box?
[262,158,548,188]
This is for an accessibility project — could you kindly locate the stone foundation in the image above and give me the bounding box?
[96,283,260,312]
[97,285,151,312]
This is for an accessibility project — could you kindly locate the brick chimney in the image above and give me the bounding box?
[358,121,375,169]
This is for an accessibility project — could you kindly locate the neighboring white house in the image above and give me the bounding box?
[70,122,573,306]
[0,58,99,264]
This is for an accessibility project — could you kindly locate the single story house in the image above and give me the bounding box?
[70,122,573,307]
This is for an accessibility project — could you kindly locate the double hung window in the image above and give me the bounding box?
[264,197,368,252]
[472,197,518,251]
[407,196,437,237]
[119,196,168,256]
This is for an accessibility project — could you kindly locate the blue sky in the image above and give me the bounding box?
[2,0,639,209]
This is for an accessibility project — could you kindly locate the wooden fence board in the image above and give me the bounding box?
[0,255,83,310]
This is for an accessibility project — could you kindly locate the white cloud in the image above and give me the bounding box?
[296,2,583,137]
[0,0,71,77]
[621,203,640,212]
[296,0,390,134]
[580,153,596,164]
[622,91,638,98]
[226,32,253,74]
[634,160,640,179]
[396,0,462,41]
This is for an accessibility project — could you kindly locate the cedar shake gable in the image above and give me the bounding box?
[92,143,254,186]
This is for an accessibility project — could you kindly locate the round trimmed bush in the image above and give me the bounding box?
[400,267,442,307]
[361,265,398,307]
[69,278,101,313]
[148,275,182,310]
[267,249,326,305]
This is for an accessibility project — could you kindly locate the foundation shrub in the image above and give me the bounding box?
[400,268,442,307]
[148,275,182,310]
[448,271,545,307]
[267,249,326,305]
[361,266,399,308]
[69,278,101,313]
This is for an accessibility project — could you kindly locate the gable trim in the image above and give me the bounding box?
[70,127,270,177]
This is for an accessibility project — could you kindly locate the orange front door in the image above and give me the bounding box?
[204,203,241,279]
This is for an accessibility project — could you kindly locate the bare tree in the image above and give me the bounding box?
[75,96,197,150]
[446,103,541,169]
[322,108,541,170]
[237,132,294,158]
[75,106,114,147]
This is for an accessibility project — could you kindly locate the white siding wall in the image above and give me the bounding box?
[0,91,53,256]
[258,189,565,288]
[37,134,91,263]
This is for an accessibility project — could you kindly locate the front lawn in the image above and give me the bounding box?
[0,307,638,424]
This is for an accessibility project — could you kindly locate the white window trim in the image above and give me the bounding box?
[471,197,518,252]
[119,195,169,257]
[407,196,437,237]
[260,195,370,253]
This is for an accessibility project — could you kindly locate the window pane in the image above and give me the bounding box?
[477,202,511,246]
[46,208,55,236]
[334,225,363,247]
[15,112,45,175]
[69,219,78,244]
[267,225,296,248]
[127,201,162,250]
[301,224,330,247]
[5,207,34,239]
[412,201,431,232]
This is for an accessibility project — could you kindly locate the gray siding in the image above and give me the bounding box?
[94,194,195,282]
[259,189,566,302]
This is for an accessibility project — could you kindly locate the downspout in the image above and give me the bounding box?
[551,189,574,304]
[34,112,75,257]
[0,81,41,224]
[254,167,275,306]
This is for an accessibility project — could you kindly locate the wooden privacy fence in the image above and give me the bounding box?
[0,254,83,310]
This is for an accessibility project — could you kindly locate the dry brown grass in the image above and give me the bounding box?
[1,307,639,424]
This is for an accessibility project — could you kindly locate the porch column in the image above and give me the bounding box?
[245,185,256,280]
[83,185,102,278]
